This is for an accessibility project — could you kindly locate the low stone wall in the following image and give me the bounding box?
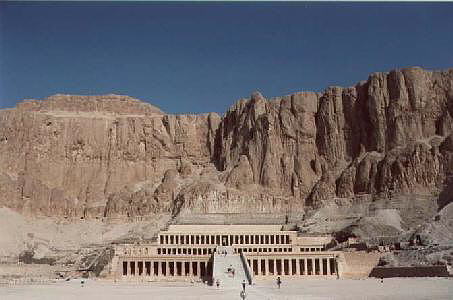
[338,252,381,279]
[369,266,449,278]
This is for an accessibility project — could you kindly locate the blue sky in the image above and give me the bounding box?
[1,2,452,114]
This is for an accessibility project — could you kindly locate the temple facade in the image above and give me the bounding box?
[111,224,340,283]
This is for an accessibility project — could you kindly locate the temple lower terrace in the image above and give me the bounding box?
[110,224,349,284]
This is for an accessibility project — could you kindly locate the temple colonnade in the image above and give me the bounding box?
[159,233,292,246]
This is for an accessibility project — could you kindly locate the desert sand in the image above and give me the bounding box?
[1,278,452,300]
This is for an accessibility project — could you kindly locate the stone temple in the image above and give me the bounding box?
[110,223,354,285]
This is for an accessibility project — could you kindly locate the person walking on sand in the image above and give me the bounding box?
[216,279,220,288]
[276,276,281,289]
[242,280,246,292]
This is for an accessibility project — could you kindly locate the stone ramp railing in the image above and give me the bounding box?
[239,251,253,285]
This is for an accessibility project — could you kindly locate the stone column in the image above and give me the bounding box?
[197,261,201,278]
[189,259,193,276]
[157,261,161,276]
[312,258,315,275]
[296,259,300,275]
[288,259,292,275]
[272,258,276,275]
[320,258,324,275]
[181,260,186,276]
[327,258,331,275]
[257,259,262,276]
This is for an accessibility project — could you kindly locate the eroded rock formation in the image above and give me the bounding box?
[0,67,452,219]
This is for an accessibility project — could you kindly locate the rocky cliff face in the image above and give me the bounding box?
[0,67,452,219]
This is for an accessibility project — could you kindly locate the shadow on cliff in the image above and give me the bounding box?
[437,175,453,210]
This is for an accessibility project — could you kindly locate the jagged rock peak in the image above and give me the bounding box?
[251,91,265,102]
[16,94,164,115]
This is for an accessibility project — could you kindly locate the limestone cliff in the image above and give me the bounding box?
[0,67,452,219]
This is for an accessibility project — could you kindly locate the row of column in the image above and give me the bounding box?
[158,247,214,255]
[159,234,290,246]
[247,257,336,276]
[122,260,212,278]
[238,247,293,254]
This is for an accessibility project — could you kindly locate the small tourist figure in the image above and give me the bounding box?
[276,276,281,289]
[232,269,235,278]
[242,280,246,291]
[216,279,220,288]
[240,290,247,300]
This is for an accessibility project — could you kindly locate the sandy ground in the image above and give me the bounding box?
[1,278,452,300]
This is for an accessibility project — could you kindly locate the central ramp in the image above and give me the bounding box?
[213,246,250,289]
